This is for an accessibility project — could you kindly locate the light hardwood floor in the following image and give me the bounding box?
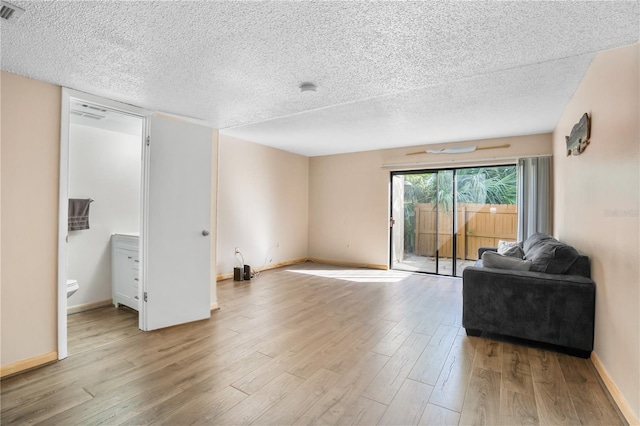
[1,262,626,425]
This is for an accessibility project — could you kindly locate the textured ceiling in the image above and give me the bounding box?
[1,1,639,156]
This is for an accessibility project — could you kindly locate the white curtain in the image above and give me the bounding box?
[517,156,552,241]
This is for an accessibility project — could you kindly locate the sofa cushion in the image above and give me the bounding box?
[482,251,532,271]
[524,242,556,272]
[523,233,555,253]
[524,238,580,274]
[546,242,580,274]
[503,244,525,259]
[566,256,591,278]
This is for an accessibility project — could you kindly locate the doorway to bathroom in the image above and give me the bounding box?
[65,100,144,355]
[58,89,215,360]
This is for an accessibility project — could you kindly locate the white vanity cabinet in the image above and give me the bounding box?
[111,234,140,311]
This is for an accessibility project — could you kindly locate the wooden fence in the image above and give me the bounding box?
[414,203,517,260]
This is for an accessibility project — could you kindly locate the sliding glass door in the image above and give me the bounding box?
[390,170,455,275]
[390,165,517,277]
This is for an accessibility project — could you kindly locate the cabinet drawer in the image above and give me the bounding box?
[132,274,140,290]
[112,234,140,311]
[112,234,138,250]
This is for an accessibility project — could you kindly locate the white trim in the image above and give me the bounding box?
[591,351,640,425]
[57,89,151,359]
[140,118,151,331]
[67,299,112,315]
[154,111,216,128]
[57,89,71,360]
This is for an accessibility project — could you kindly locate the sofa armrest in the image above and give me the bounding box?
[477,246,498,258]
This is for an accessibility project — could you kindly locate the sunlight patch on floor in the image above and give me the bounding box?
[287,269,412,283]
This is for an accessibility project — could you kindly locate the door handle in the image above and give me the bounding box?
[202,230,210,236]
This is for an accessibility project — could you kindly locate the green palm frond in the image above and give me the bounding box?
[401,166,517,252]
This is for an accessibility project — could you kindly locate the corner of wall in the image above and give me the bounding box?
[216,134,310,278]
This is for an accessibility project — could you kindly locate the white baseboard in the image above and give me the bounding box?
[210,302,219,311]
[591,351,640,425]
[67,299,112,315]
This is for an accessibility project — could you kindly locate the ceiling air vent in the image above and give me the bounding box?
[70,110,106,120]
[0,1,24,21]
[81,104,108,113]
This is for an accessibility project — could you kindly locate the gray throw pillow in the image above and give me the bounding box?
[546,243,579,274]
[522,232,558,255]
[523,233,555,254]
[482,251,532,271]
[524,242,555,272]
[503,244,525,259]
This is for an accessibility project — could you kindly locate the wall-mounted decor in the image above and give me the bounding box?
[566,113,591,156]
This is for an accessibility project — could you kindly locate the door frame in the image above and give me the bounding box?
[58,88,150,359]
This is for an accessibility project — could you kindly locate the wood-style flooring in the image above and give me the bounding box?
[1,262,626,425]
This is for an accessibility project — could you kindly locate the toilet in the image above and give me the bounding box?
[66,279,79,298]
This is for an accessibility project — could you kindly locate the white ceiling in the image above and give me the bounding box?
[1,1,638,156]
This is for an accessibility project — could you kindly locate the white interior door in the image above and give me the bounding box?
[142,114,212,330]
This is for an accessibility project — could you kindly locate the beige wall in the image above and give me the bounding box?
[1,72,61,366]
[217,134,309,276]
[309,149,390,267]
[309,133,552,267]
[553,43,640,420]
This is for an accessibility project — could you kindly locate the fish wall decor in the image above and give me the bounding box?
[566,113,591,156]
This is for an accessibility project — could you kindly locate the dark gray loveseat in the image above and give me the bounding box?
[462,233,595,358]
